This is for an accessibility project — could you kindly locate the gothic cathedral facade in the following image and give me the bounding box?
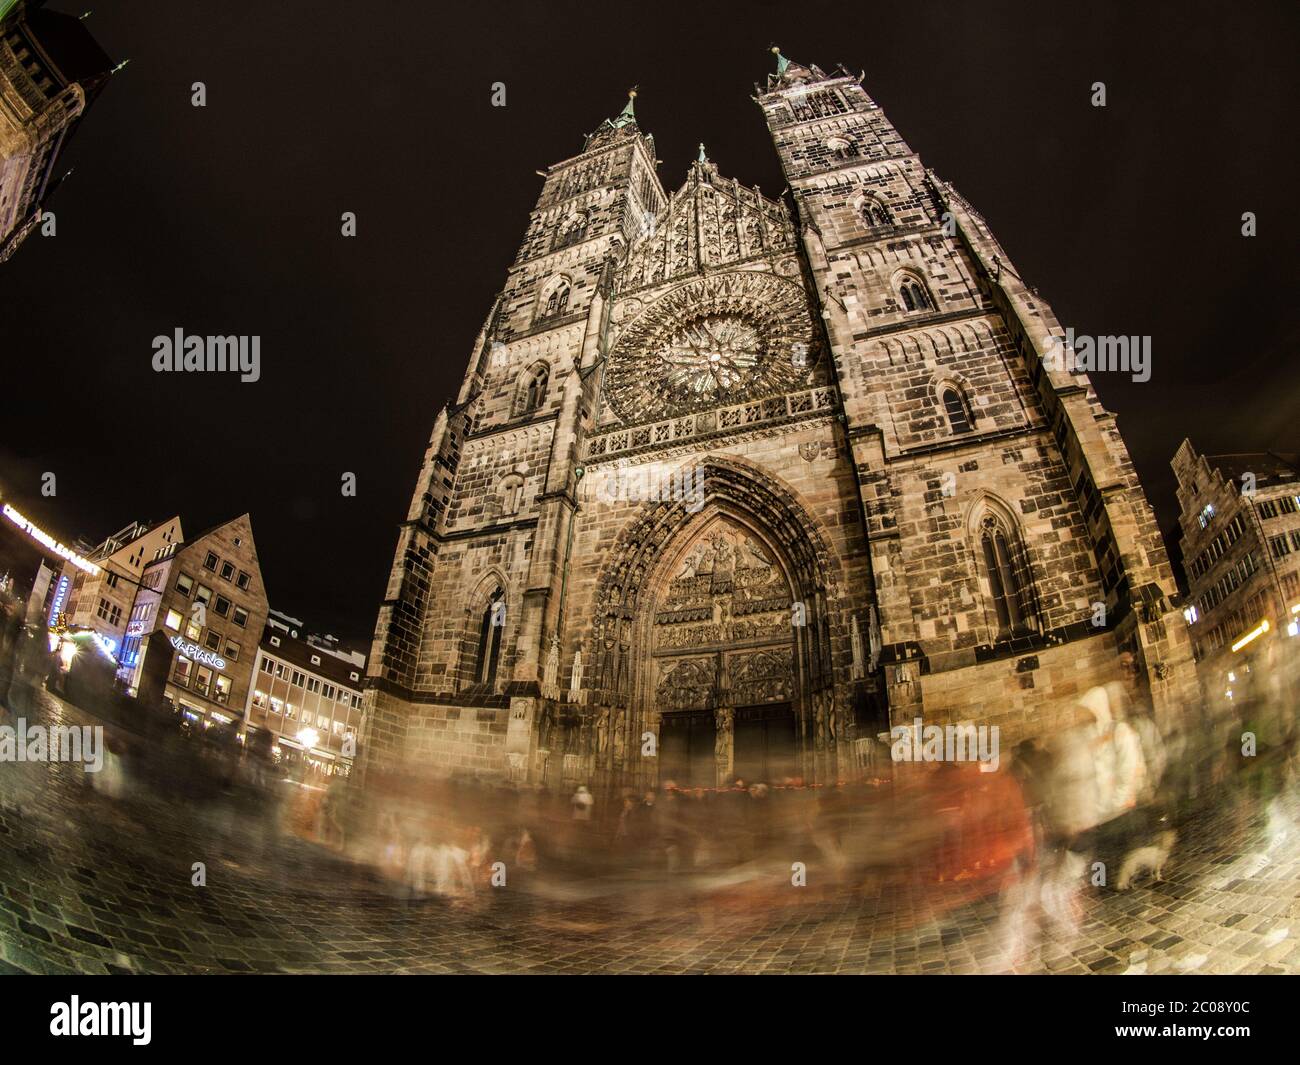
[361,54,1197,789]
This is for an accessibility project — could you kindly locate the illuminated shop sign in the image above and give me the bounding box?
[48,574,69,626]
[2,504,101,576]
[169,635,226,670]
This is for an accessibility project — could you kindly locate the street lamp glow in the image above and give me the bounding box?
[296,727,320,751]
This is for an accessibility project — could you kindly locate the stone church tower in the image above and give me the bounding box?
[361,53,1196,789]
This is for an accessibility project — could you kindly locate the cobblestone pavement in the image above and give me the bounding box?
[2,687,1298,975]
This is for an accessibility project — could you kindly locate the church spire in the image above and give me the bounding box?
[611,87,638,129]
[761,45,826,90]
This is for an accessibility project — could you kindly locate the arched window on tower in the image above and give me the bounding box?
[977,514,1034,640]
[471,588,505,689]
[898,274,932,312]
[861,198,892,228]
[942,387,973,434]
[555,211,589,250]
[518,363,549,415]
[826,137,859,161]
[543,279,571,318]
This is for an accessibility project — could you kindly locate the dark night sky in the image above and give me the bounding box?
[2,0,1296,641]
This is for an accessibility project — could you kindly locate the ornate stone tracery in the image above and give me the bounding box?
[604,271,821,423]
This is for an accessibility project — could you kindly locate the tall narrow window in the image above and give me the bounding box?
[980,516,1031,638]
[474,590,505,688]
[943,388,973,434]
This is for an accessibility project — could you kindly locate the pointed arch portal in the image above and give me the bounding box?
[581,457,846,788]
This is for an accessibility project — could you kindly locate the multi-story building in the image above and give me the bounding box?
[1172,440,1300,702]
[1,1,115,262]
[361,53,1196,789]
[241,615,367,777]
[122,514,270,729]
[58,517,183,656]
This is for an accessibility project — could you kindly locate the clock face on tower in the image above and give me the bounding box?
[604,271,818,423]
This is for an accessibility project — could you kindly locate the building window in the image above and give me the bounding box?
[472,589,505,688]
[269,635,281,647]
[306,677,321,694]
[978,514,1034,640]
[193,667,212,697]
[291,670,305,688]
[213,595,231,618]
[519,364,549,415]
[214,676,232,704]
[203,551,219,572]
[175,573,193,597]
[898,275,932,312]
[861,197,892,228]
[173,655,192,686]
[542,279,571,318]
[184,616,202,641]
[1198,503,1215,529]
[310,654,321,665]
[219,561,235,582]
[554,212,589,250]
[204,630,221,651]
[261,658,275,675]
[236,571,251,590]
[826,137,858,161]
[225,640,240,661]
[323,683,335,700]
[232,607,248,628]
[164,609,183,631]
[194,584,212,609]
[942,388,973,434]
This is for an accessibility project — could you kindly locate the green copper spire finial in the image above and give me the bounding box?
[611,86,638,129]
[770,45,790,76]
[697,142,708,163]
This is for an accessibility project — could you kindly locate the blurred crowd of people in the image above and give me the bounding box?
[4,579,1298,954]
